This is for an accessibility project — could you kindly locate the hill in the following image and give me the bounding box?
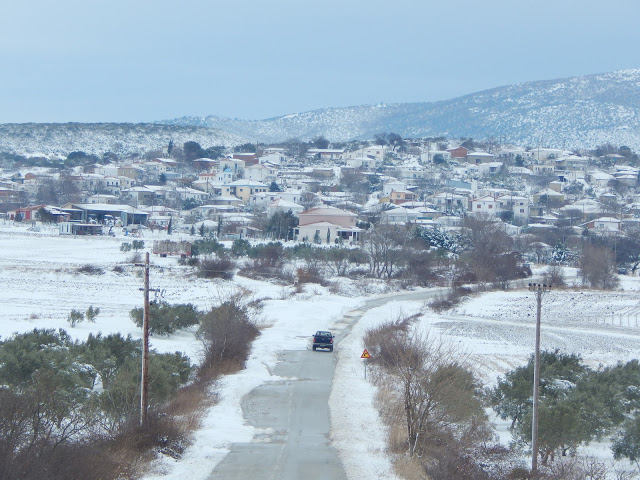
[162,69,640,149]
[1,69,639,156]
[0,122,246,157]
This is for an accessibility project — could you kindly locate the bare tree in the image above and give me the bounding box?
[299,192,319,211]
[579,244,619,289]
[364,320,487,458]
[458,214,514,285]
[363,224,413,279]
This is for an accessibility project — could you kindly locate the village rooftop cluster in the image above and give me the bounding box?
[1,139,639,253]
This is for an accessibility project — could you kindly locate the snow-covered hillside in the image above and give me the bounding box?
[162,69,640,149]
[0,123,248,157]
[2,69,639,156]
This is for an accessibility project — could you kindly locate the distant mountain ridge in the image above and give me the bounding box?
[160,69,640,149]
[1,69,639,156]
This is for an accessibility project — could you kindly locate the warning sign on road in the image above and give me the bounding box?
[361,349,371,359]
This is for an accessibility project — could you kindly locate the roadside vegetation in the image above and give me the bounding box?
[0,291,261,480]
[364,316,640,479]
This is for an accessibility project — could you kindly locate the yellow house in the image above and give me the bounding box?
[223,180,269,203]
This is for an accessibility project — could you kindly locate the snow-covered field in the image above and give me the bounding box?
[1,220,640,478]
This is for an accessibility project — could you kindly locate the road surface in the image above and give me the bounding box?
[207,289,442,480]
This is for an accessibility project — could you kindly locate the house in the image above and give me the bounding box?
[344,146,386,166]
[231,153,256,165]
[447,147,468,161]
[266,198,304,217]
[192,158,218,172]
[245,163,277,184]
[475,162,503,176]
[531,164,555,175]
[259,153,289,166]
[222,179,269,203]
[497,195,530,220]
[422,150,450,163]
[380,206,420,224]
[298,206,356,228]
[220,158,247,175]
[587,171,615,188]
[117,165,144,180]
[61,203,149,226]
[471,195,501,215]
[467,151,495,164]
[176,187,210,203]
[383,180,407,197]
[581,217,622,233]
[532,189,565,205]
[389,190,417,205]
[83,194,119,205]
[122,186,158,205]
[59,222,104,236]
[296,206,361,243]
[555,155,588,172]
[432,192,468,214]
[104,176,122,195]
[307,149,345,160]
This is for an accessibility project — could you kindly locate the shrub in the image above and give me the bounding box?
[296,266,325,285]
[543,264,565,287]
[129,302,202,336]
[178,256,199,266]
[428,286,471,312]
[231,238,251,257]
[77,264,105,275]
[191,238,224,256]
[120,242,132,252]
[68,309,85,327]
[85,306,100,323]
[131,240,145,252]
[197,256,235,280]
[99,351,191,423]
[197,293,260,379]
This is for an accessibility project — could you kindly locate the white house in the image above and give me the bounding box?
[266,198,304,217]
[582,216,622,232]
[380,206,420,224]
[245,163,277,184]
[471,195,501,215]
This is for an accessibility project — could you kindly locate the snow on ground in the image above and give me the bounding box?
[2,220,640,478]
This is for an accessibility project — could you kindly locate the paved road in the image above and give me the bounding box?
[207,289,443,480]
[207,349,347,480]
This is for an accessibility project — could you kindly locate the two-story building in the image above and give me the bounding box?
[222,179,269,203]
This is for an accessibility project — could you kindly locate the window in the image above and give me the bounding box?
[488,205,493,209]
[520,209,525,213]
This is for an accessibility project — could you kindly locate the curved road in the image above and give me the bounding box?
[207,289,441,480]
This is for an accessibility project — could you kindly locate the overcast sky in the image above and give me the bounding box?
[1,0,639,123]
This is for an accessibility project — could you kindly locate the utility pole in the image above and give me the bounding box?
[528,282,551,476]
[140,252,150,426]
[135,252,159,426]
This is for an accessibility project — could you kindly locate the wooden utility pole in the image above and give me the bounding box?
[140,252,150,426]
[529,282,551,477]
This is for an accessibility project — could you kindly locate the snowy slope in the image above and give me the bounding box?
[1,222,640,478]
[2,69,639,156]
[162,69,640,149]
[0,123,248,157]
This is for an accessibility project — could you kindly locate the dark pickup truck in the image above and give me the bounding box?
[312,331,334,352]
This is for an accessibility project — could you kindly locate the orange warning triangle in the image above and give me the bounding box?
[361,349,371,359]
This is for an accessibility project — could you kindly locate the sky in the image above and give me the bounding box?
[1,0,640,123]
